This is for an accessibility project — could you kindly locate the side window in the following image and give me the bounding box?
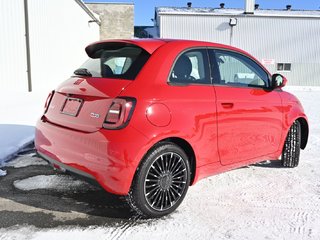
[213,50,269,88]
[104,57,133,75]
[169,49,210,84]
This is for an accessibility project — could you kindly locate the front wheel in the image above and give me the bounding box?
[127,143,190,218]
[281,120,301,168]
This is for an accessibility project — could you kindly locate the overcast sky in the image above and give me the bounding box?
[84,0,320,25]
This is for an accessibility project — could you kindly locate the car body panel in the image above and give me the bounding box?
[214,86,283,165]
[35,39,308,196]
[45,78,132,133]
[35,119,148,195]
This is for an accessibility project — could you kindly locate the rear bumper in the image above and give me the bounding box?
[37,151,96,180]
[35,118,148,195]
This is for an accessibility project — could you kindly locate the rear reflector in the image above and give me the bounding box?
[103,97,136,129]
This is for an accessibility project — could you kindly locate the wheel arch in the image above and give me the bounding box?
[133,137,197,186]
[297,117,308,149]
[163,137,197,185]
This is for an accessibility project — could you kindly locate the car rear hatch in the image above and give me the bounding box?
[43,40,166,133]
[44,77,132,133]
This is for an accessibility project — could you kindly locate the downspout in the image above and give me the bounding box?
[24,0,32,92]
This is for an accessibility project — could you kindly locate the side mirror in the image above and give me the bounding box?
[271,73,287,89]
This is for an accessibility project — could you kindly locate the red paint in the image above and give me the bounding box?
[146,103,171,127]
[35,39,308,195]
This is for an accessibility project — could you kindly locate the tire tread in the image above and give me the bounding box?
[281,120,301,168]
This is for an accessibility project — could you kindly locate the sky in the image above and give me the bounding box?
[83,0,320,25]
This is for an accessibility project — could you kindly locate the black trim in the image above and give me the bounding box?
[37,151,95,180]
[207,48,221,85]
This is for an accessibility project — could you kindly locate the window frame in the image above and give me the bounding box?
[208,48,272,89]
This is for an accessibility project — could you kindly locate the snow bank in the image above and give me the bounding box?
[0,124,35,165]
[0,91,47,165]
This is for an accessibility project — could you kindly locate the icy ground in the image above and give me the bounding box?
[0,88,320,240]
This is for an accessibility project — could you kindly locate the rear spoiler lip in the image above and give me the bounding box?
[85,39,167,57]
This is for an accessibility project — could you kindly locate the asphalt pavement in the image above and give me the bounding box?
[0,150,142,228]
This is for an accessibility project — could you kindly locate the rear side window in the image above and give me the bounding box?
[169,49,211,84]
[77,45,150,80]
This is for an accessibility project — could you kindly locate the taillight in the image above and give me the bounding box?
[103,97,136,129]
[44,90,55,114]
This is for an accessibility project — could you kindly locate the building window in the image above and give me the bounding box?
[277,63,291,72]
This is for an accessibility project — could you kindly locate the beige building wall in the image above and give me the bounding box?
[86,3,134,40]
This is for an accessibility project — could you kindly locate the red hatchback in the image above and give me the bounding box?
[35,39,308,218]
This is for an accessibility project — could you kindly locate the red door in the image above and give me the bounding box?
[210,49,283,165]
[215,86,283,164]
[162,48,220,167]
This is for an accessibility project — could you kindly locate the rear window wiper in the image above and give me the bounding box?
[73,68,92,77]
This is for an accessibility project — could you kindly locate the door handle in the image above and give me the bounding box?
[221,103,234,109]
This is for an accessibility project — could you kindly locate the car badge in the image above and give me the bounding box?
[90,112,100,119]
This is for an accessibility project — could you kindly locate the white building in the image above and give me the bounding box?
[154,2,320,86]
[0,0,100,92]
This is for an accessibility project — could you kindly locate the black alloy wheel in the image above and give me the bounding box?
[144,151,188,211]
[128,143,190,218]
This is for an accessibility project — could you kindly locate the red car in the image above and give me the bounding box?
[35,39,308,218]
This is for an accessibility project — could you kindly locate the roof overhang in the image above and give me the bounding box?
[74,0,101,25]
[156,7,320,19]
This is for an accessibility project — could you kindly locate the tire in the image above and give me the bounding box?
[127,143,190,218]
[281,120,301,168]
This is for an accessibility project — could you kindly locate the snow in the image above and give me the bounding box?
[0,91,47,167]
[0,124,35,164]
[0,168,6,176]
[13,175,96,192]
[0,87,320,239]
[156,7,320,18]
[5,153,48,168]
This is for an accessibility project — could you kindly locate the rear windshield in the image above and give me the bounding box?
[76,45,150,80]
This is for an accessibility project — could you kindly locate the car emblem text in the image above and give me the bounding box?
[90,112,100,118]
